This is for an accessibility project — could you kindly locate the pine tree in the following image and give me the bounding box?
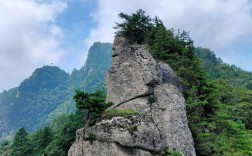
[114,9,153,43]
[30,126,53,155]
[11,128,30,156]
[74,90,113,126]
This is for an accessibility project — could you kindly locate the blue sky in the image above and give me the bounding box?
[0,0,252,91]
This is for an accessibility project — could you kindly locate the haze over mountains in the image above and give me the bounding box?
[0,42,112,142]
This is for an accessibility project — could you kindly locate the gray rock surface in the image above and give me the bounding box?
[68,35,196,156]
[152,84,195,154]
[86,116,166,152]
[68,128,152,156]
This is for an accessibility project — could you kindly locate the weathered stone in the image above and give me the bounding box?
[68,35,196,156]
[106,36,160,105]
[156,61,182,91]
[68,137,152,156]
[85,116,166,152]
[152,84,195,155]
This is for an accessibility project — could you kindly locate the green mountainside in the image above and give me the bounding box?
[195,47,252,130]
[0,66,70,142]
[70,42,112,92]
[48,42,112,119]
[0,42,112,143]
[195,47,252,90]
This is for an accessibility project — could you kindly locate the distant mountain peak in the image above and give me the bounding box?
[0,42,112,143]
[70,42,112,92]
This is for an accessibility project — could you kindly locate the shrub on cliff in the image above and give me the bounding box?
[74,90,113,126]
[102,109,140,120]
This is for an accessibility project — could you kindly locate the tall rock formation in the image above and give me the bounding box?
[68,35,196,156]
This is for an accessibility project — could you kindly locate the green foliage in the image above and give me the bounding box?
[216,81,252,130]
[196,48,252,129]
[161,147,183,156]
[121,124,137,135]
[86,130,97,144]
[11,128,30,156]
[148,95,157,105]
[44,141,65,156]
[29,126,53,155]
[0,110,85,156]
[74,90,107,112]
[74,90,113,126]
[45,111,84,155]
[212,120,252,156]
[0,140,11,156]
[114,9,153,43]
[101,109,140,120]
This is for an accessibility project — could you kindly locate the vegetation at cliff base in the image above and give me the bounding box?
[0,110,85,156]
[115,9,252,156]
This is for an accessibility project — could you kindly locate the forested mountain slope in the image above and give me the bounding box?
[48,42,112,118]
[195,47,252,90]
[195,47,252,130]
[0,66,70,142]
[70,42,112,92]
[0,42,112,143]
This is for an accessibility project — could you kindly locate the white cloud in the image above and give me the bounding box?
[85,0,252,71]
[1,0,252,91]
[0,0,67,91]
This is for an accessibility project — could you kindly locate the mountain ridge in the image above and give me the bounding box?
[0,42,112,143]
[195,47,252,90]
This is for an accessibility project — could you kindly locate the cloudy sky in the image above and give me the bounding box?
[0,0,252,92]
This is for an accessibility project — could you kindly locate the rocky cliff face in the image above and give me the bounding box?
[68,35,196,156]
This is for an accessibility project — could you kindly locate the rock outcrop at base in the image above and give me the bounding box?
[68,35,196,156]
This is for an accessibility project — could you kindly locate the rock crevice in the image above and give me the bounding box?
[109,92,154,109]
[68,35,196,156]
